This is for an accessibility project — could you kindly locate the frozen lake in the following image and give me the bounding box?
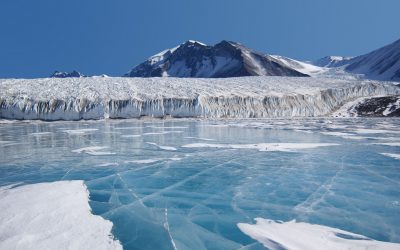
[0,118,399,249]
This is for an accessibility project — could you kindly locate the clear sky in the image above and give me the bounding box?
[1,0,399,78]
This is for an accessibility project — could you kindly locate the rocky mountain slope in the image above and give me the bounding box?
[125,40,308,78]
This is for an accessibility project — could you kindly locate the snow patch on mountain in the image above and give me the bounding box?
[270,55,325,75]
[313,56,354,68]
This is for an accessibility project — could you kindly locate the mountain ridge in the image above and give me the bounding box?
[312,38,400,81]
[124,40,309,78]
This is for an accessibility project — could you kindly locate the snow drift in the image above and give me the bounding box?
[1,76,399,120]
[0,181,122,250]
[238,218,400,250]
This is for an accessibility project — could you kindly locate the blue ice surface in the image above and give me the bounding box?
[0,118,399,250]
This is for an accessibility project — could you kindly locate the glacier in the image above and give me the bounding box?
[1,76,399,120]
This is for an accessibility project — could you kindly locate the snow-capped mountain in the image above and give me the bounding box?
[345,39,400,81]
[50,70,86,78]
[313,56,353,68]
[125,40,309,78]
[312,38,400,81]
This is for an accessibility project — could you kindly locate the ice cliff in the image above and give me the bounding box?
[1,76,399,120]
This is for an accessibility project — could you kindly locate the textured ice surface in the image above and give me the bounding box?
[0,118,399,250]
[1,76,400,120]
[0,181,122,250]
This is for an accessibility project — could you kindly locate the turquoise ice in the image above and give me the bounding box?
[0,118,399,249]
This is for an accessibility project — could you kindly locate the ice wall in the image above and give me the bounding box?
[1,77,399,120]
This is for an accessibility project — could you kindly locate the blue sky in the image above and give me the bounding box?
[1,0,399,78]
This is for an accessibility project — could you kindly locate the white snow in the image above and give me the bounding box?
[120,134,141,138]
[331,97,369,117]
[148,45,180,65]
[381,153,400,160]
[238,218,400,250]
[320,131,365,140]
[62,128,99,134]
[353,129,400,134]
[0,181,122,250]
[143,131,183,136]
[383,97,400,116]
[1,76,399,120]
[187,40,206,46]
[271,55,324,75]
[147,142,177,151]
[372,142,400,147]
[146,126,188,129]
[98,162,119,167]
[313,56,354,68]
[184,136,215,141]
[124,157,182,164]
[30,132,53,136]
[125,159,162,164]
[182,143,339,152]
[72,146,115,155]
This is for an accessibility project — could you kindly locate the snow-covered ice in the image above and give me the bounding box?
[72,146,115,155]
[182,142,339,152]
[381,153,400,160]
[238,218,400,250]
[372,142,400,147]
[0,181,122,250]
[147,142,178,151]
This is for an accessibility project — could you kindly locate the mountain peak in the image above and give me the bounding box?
[185,40,206,45]
[124,40,309,78]
[50,70,86,78]
[214,40,241,49]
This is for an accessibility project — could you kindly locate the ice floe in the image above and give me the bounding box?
[182,143,339,152]
[62,128,99,135]
[72,146,115,155]
[125,159,162,164]
[380,153,400,160]
[124,157,182,164]
[372,142,400,147]
[143,131,183,136]
[320,131,366,140]
[184,136,215,141]
[0,181,122,250]
[97,162,119,167]
[353,129,400,134]
[120,134,141,138]
[238,218,400,250]
[30,132,53,136]
[147,142,177,151]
